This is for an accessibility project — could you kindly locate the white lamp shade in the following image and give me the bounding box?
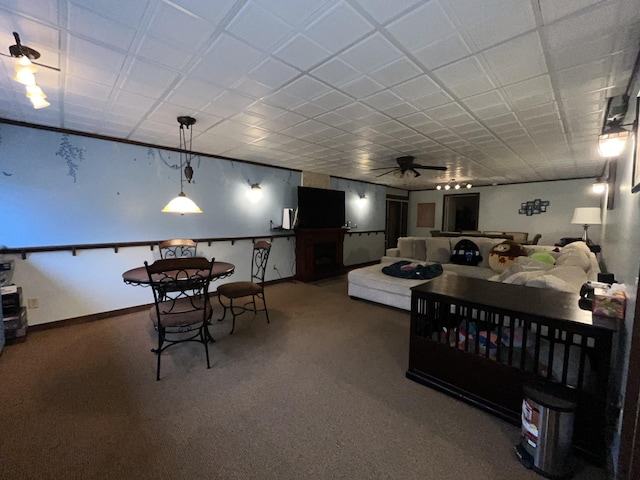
[162,192,202,214]
[571,207,601,225]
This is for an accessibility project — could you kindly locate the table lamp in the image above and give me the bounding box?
[571,207,601,244]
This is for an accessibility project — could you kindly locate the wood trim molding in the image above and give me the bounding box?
[28,277,295,332]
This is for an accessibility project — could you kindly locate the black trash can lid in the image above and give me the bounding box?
[523,382,577,412]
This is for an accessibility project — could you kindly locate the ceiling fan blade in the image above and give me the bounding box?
[371,166,397,171]
[375,169,397,177]
[413,165,448,171]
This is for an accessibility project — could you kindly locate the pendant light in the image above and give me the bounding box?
[162,116,203,214]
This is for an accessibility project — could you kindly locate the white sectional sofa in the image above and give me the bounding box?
[348,236,599,311]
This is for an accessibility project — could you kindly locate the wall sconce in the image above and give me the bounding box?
[436,179,472,190]
[357,193,367,206]
[592,182,607,194]
[598,121,631,157]
[7,32,49,109]
[598,95,633,158]
[162,116,202,214]
[248,183,263,203]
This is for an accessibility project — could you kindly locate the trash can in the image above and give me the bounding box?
[514,382,576,479]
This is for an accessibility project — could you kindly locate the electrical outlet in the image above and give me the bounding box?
[27,298,39,309]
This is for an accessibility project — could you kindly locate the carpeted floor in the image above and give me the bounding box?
[0,276,607,479]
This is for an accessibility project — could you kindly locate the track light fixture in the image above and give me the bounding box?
[162,116,202,214]
[436,179,472,191]
[7,32,49,109]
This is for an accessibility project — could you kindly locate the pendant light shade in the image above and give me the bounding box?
[162,192,203,214]
[162,116,202,214]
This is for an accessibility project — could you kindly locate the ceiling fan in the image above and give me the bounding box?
[372,156,447,178]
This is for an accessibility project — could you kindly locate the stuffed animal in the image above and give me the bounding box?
[489,240,528,272]
[450,239,482,266]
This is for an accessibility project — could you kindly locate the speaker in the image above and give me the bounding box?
[282,208,294,230]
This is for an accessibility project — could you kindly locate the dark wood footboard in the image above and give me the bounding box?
[407,275,618,465]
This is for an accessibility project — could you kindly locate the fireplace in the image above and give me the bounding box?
[295,228,346,282]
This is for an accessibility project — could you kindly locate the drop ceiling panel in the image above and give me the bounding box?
[0,0,637,190]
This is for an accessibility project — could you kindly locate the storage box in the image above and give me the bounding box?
[4,306,27,340]
[1,285,22,315]
[592,288,626,319]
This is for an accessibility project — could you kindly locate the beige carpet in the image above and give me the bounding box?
[0,276,606,479]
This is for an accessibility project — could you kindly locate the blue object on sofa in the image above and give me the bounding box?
[382,261,444,280]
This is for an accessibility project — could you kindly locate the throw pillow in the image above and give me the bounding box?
[489,240,528,272]
[426,237,451,263]
[450,239,482,266]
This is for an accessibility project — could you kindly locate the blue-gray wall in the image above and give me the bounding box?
[0,122,385,325]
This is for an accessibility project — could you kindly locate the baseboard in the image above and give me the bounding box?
[29,276,295,332]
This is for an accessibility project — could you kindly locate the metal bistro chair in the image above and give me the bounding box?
[159,238,197,259]
[217,241,271,334]
[144,256,215,380]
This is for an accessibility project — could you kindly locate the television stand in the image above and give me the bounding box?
[295,228,347,282]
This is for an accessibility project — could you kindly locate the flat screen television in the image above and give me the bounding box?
[296,186,345,229]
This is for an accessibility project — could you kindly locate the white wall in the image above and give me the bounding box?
[407,178,602,246]
[599,144,640,471]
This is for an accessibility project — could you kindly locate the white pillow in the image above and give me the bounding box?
[397,237,414,258]
[413,238,427,261]
[426,237,451,263]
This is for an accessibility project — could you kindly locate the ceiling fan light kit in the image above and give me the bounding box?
[7,32,49,109]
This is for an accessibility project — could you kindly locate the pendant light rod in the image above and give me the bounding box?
[162,116,202,214]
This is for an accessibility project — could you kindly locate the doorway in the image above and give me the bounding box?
[443,193,479,231]
[386,197,408,249]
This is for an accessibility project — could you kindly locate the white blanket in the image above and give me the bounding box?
[490,242,595,293]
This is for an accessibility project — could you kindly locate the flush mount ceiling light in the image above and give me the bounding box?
[162,116,203,214]
[6,32,50,109]
[436,179,472,190]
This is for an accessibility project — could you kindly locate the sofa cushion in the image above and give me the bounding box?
[413,238,427,261]
[426,237,451,263]
[396,237,427,260]
[397,237,414,259]
[348,261,451,297]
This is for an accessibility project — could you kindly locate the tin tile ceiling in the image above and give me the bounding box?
[0,0,638,190]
